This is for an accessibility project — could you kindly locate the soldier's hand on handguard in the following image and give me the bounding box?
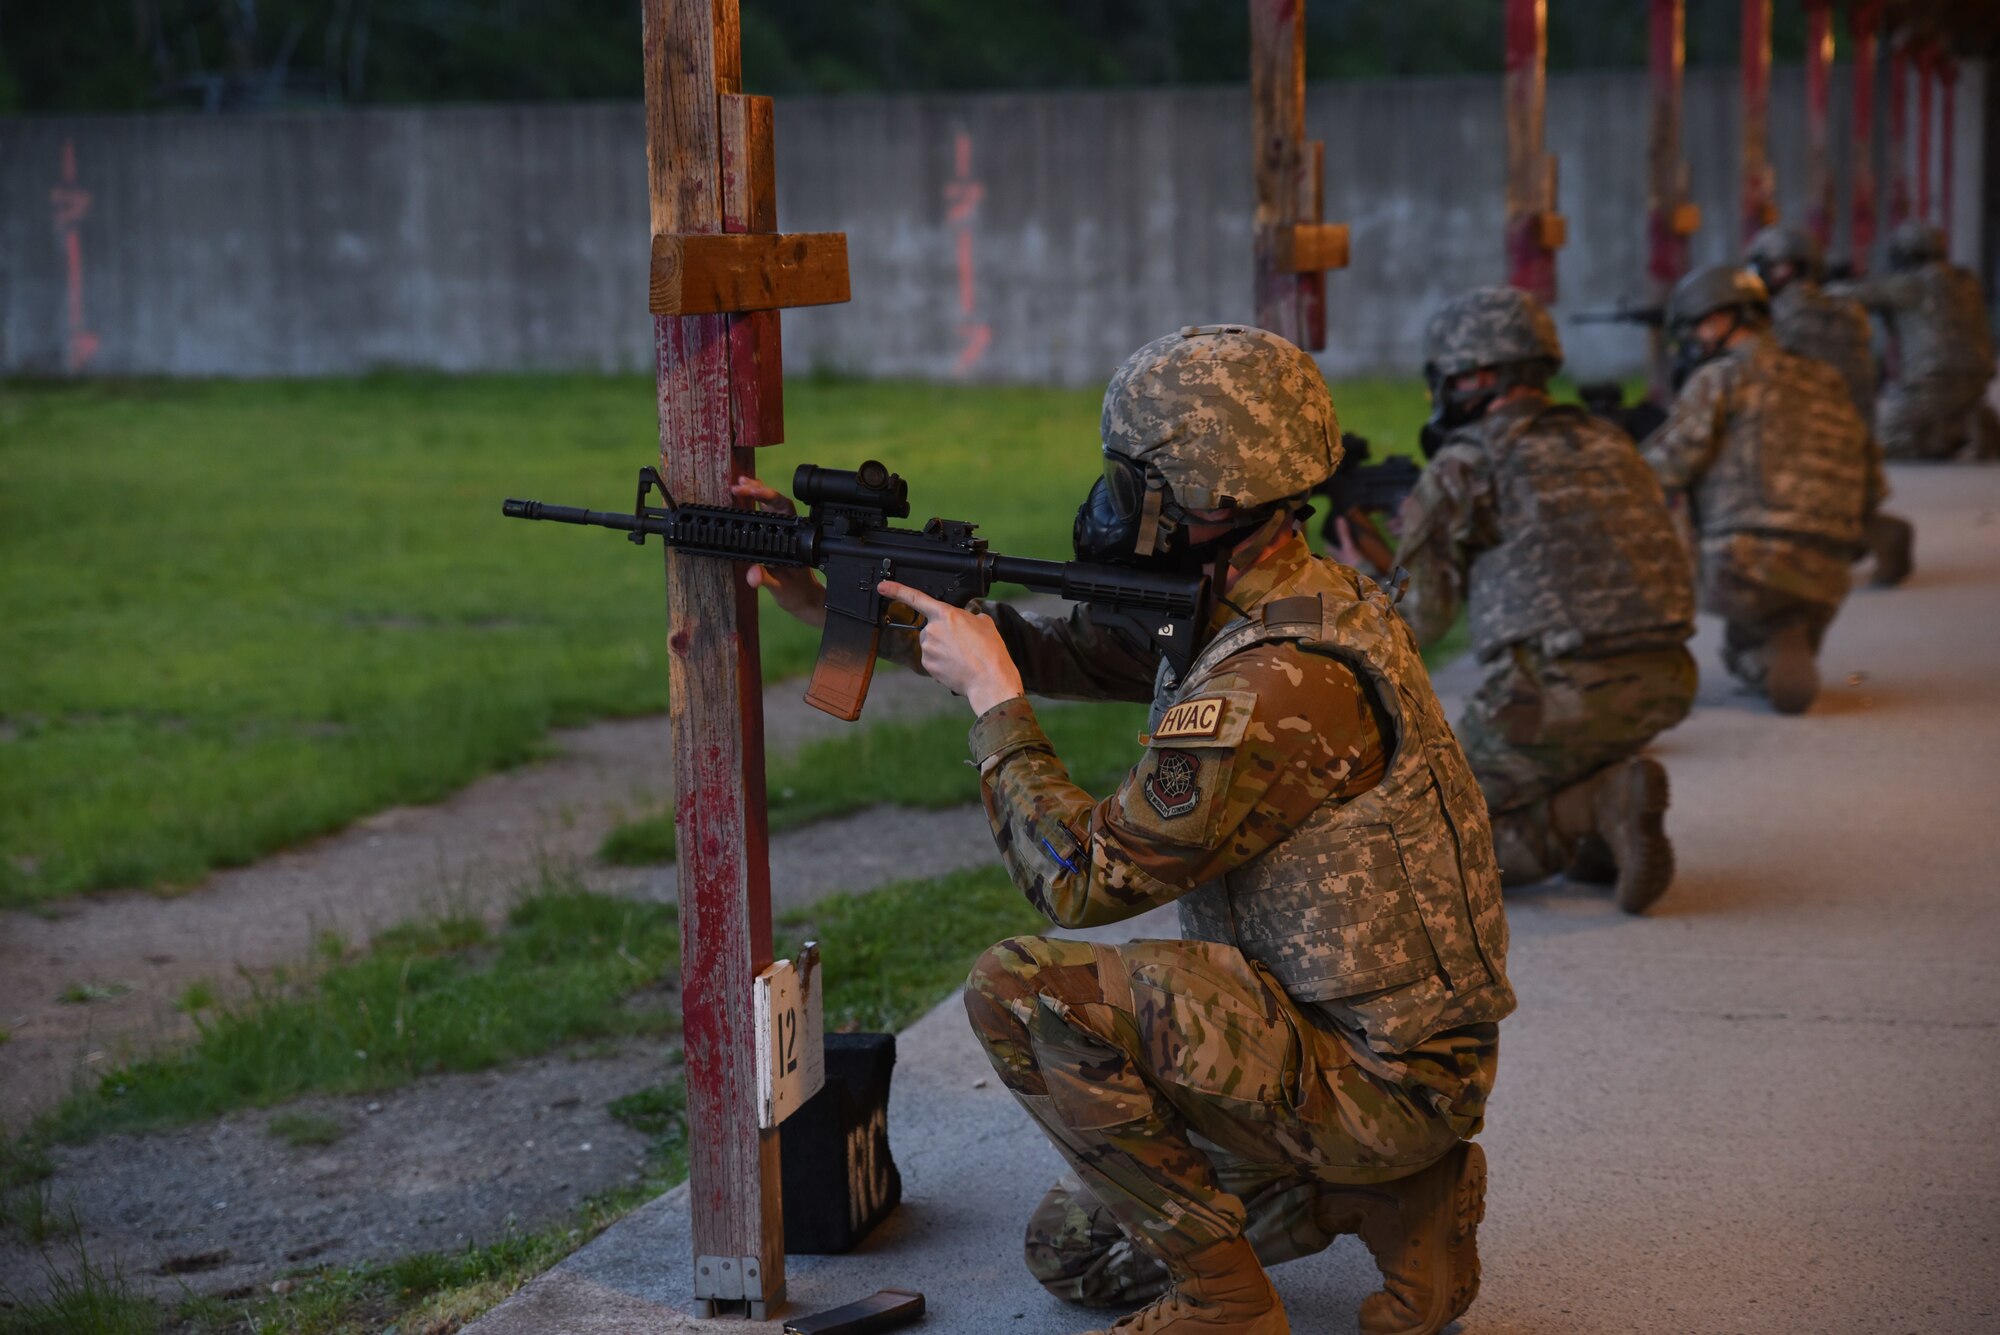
[876,579,1024,716]
[731,477,828,628]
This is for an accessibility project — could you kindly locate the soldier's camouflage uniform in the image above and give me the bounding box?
[1396,394,1697,886]
[1641,331,1875,690]
[953,532,1514,1305]
[1830,262,1997,460]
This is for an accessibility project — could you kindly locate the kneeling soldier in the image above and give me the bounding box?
[1643,266,1876,714]
[746,326,1515,1335]
[1395,287,1697,913]
[1745,223,1912,586]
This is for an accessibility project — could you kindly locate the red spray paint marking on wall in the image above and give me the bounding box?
[944,129,990,374]
[50,140,100,371]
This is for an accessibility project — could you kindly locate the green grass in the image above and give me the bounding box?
[35,882,680,1146]
[0,859,1056,1334]
[0,373,1429,906]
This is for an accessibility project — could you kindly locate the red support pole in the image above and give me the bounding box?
[1803,1,1836,253]
[1505,0,1561,303]
[1739,0,1776,244]
[1646,0,1695,398]
[1251,0,1341,351]
[1849,3,1879,270]
[1888,40,1911,226]
[1939,55,1957,243]
[1914,44,1935,224]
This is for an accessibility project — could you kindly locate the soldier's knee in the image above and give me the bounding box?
[965,935,1052,1007]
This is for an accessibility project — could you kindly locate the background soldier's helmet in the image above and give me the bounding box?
[1100,324,1341,512]
[1666,264,1771,332]
[1887,220,1947,269]
[1421,286,1564,380]
[1745,224,1823,285]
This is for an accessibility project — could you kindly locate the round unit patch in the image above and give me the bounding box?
[1144,749,1202,820]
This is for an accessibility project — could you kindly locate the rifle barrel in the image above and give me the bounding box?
[502,499,646,532]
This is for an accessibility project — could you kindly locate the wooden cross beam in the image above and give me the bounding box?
[1250,0,1345,351]
[1647,0,1699,398]
[1505,0,1565,304]
[640,0,850,1319]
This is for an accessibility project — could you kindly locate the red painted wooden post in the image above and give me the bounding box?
[1938,54,1957,243]
[1915,43,1935,224]
[1739,0,1777,244]
[1647,0,1696,398]
[1848,2,1880,272]
[1888,40,1911,227]
[638,0,848,1318]
[1803,1,1836,253]
[1504,0,1563,303]
[1250,0,1344,351]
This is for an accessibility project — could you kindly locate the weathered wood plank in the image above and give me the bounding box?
[641,0,785,1314]
[648,231,852,317]
[723,94,785,448]
[1250,0,1321,350]
[1504,0,1561,303]
[1275,221,1350,274]
[1739,0,1777,243]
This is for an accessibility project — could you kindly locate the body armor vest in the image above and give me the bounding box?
[1773,282,1877,424]
[1691,336,1870,550]
[1463,403,1694,663]
[1154,558,1516,1055]
[1900,266,1996,382]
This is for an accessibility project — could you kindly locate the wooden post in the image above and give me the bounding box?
[1938,54,1957,243]
[1914,42,1935,225]
[639,0,850,1318]
[1250,0,1345,351]
[1647,0,1697,399]
[1848,2,1881,271]
[1739,0,1777,244]
[1505,0,1564,303]
[1888,38,1911,227]
[1803,1,1836,253]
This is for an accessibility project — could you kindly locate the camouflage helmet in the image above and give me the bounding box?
[1744,224,1823,283]
[1422,286,1564,380]
[1888,220,1947,269]
[1666,264,1771,331]
[1100,324,1340,511]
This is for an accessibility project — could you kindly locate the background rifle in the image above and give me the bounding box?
[1314,431,1420,521]
[1576,382,1668,443]
[504,461,1209,720]
[1570,302,1667,328]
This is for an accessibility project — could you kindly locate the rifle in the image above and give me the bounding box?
[503,461,1210,721]
[1315,433,1421,519]
[1576,382,1668,443]
[1570,302,1667,329]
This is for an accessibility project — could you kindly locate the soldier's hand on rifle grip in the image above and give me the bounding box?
[732,478,828,628]
[876,580,1023,717]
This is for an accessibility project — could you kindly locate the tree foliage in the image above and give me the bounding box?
[0,0,1921,116]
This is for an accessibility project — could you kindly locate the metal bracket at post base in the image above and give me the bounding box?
[694,1254,776,1321]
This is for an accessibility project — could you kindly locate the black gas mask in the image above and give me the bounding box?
[1669,312,1742,391]
[1073,452,1279,573]
[1419,363,1519,458]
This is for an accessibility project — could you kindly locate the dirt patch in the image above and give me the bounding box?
[0,1042,673,1304]
[0,669,960,1134]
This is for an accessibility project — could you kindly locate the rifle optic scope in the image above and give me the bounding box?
[793,461,910,518]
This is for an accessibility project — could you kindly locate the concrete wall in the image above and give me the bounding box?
[2,64,1987,385]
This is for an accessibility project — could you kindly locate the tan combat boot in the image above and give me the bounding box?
[1079,1236,1288,1335]
[1551,756,1674,914]
[1764,621,1819,715]
[1864,513,1914,588]
[1355,1142,1487,1335]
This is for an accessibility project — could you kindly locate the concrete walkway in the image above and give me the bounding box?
[467,463,2000,1335]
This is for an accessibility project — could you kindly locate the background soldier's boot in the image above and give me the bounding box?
[1765,622,1819,715]
[1355,1142,1486,1335]
[1080,1236,1288,1335]
[1551,757,1673,914]
[1865,514,1914,588]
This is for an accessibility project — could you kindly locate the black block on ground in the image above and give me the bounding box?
[781,1032,902,1254]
